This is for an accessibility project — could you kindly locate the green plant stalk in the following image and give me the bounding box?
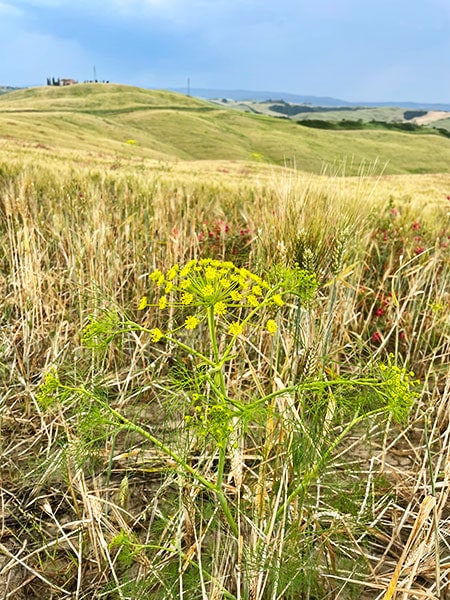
[126,321,217,368]
[322,274,338,364]
[59,383,239,536]
[121,540,238,600]
[274,406,386,522]
[206,306,228,496]
[246,375,387,412]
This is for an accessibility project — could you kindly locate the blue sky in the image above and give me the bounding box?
[1,0,450,103]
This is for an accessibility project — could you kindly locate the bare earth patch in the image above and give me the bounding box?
[413,110,450,125]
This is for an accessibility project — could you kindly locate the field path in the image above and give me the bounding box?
[413,110,449,124]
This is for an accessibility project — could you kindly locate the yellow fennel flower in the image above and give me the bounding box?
[150,328,163,342]
[214,301,227,315]
[159,296,168,310]
[272,294,284,306]
[181,292,194,305]
[202,284,215,298]
[266,319,277,335]
[180,260,196,277]
[184,315,200,330]
[247,294,259,307]
[138,296,148,310]
[149,269,163,282]
[166,264,179,280]
[205,266,217,280]
[228,321,243,336]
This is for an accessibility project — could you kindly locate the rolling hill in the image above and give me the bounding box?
[172,87,450,111]
[2,83,450,175]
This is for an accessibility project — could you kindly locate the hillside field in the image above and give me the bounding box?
[0,83,449,599]
[2,83,450,173]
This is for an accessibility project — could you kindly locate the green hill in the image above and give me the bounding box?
[2,83,450,174]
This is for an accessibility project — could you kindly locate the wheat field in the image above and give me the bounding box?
[1,95,450,599]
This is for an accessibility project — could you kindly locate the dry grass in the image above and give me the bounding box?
[1,150,449,598]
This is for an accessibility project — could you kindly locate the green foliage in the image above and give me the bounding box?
[36,368,60,405]
[267,262,319,303]
[82,310,123,348]
[404,110,428,120]
[377,357,420,424]
[109,529,140,568]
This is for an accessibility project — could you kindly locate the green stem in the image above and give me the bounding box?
[65,384,240,536]
[274,407,386,521]
[246,376,388,411]
[206,307,221,367]
[206,306,229,493]
[68,385,215,488]
[127,321,216,367]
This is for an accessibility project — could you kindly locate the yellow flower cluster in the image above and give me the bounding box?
[144,258,285,339]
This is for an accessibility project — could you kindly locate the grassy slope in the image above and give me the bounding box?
[2,83,450,174]
[293,107,406,121]
[247,102,408,122]
[432,116,450,132]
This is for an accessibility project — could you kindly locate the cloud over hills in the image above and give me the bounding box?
[1,0,450,104]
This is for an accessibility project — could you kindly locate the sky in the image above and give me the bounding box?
[1,0,450,103]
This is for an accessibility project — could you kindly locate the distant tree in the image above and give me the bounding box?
[404,110,427,121]
[46,77,51,86]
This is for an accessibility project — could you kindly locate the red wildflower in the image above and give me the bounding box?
[412,221,420,231]
[414,246,425,255]
[374,307,385,317]
[371,331,382,344]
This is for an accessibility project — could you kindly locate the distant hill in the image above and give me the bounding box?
[170,88,450,112]
[170,88,354,107]
[3,83,450,175]
[0,86,19,95]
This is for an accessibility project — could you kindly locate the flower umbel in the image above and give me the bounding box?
[228,321,244,336]
[184,315,200,330]
[146,259,279,328]
[138,296,148,310]
[143,259,313,349]
[378,356,419,424]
